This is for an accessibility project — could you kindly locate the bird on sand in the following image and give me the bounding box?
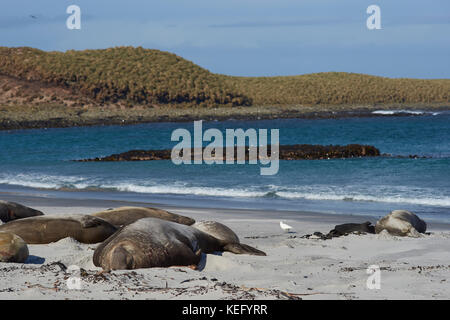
[280,221,293,233]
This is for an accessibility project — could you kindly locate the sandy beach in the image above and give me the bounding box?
[2,0,449,307]
[1,194,449,300]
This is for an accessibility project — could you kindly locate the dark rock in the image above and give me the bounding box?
[76,144,380,162]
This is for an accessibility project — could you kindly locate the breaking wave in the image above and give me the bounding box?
[372,110,441,116]
[0,173,448,208]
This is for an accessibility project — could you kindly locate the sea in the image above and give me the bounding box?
[0,110,449,222]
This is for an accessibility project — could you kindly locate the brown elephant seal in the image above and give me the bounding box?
[0,232,29,263]
[0,201,44,223]
[91,206,195,227]
[192,221,240,243]
[375,210,427,237]
[0,215,117,244]
[93,218,266,270]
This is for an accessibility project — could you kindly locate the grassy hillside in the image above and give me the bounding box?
[0,46,449,109]
[0,46,251,107]
[227,73,450,106]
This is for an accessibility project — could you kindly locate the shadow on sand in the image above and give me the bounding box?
[25,255,45,264]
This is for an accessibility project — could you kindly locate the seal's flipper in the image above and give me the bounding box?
[407,228,423,238]
[223,243,266,256]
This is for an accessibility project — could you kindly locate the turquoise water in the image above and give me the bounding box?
[0,110,449,222]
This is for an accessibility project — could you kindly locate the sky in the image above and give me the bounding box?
[0,0,449,78]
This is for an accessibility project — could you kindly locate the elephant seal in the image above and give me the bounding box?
[0,201,44,223]
[0,215,117,244]
[0,232,29,263]
[91,206,195,227]
[93,218,266,270]
[375,210,427,237]
[192,221,240,243]
[328,221,375,237]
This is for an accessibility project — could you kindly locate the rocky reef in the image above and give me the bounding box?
[77,144,380,162]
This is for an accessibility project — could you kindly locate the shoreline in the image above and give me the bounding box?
[1,103,448,131]
[1,193,449,299]
[1,192,449,231]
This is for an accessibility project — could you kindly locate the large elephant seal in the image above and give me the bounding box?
[91,206,195,227]
[93,218,266,271]
[0,201,44,223]
[0,232,29,263]
[0,215,117,244]
[375,210,427,237]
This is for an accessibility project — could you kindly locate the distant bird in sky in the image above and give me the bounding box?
[29,15,38,19]
[280,221,293,233]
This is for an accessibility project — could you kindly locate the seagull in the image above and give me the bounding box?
[280,221,293,233]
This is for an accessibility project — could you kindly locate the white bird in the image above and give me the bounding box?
[280,221,293,233]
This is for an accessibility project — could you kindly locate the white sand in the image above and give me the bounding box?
[1,197,449,300]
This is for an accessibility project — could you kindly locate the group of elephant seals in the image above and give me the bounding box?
[304,211,427,240]
[0,232,29,263]
[0,201,44,223]
[91,206,195,227]
[93,218,266,271]
[322,210,426,238]
[0,214,117,244]
[375,210,427,237]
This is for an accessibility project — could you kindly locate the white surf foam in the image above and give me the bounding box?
[1,173,448,208]
[276,191,450,207]
[0,173,85,190]
[108,183,267,198]
[372,110,440,116]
